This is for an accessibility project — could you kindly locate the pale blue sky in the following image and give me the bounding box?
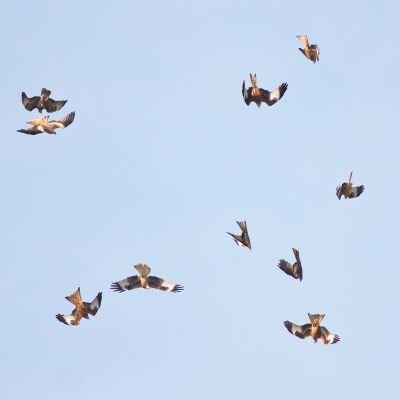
[1,1,399,399]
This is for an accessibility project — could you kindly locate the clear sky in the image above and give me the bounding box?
[2,1,399,399]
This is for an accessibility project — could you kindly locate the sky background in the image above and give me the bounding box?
[1,0,399,399]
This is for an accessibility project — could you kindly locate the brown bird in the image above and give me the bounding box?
[277,248,303,281]
[284,313,340,344]
[336,171,365,199]
[17,111,75,135]
[56,287,102,326]
[21,88,67,113]
[111,263,184,293]
[297,35,320,63]
[227,220,251,250]
[242,73,288,107]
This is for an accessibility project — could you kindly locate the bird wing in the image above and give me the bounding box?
[49,111,75,128]
[336,183,346,199]
[26,116,48,126]
[236,220,251,249]
[260,83,288,106]
[17,127,43,135]
[21,92,40,111]
[56,313,78,325]
[348,185,365,198]
[297,34,310,48]
[320,326,340,344]
[85,292,102,316]
[284,321,312,339]
[242,81,252,105]
[277,259,295,278]
[236,220,247,233]
[147,276,184,292]
[110,275,141,292]
[45,98,68,113]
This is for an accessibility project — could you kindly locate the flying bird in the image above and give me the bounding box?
[227,220,251,250]
[297,35,320,63]
[17,111,75,135]
[242,73,288,107]
[277,248,303,281]
[336,171,365,199]
[21,88,67,113]
[111,263,184,293]
[56,287,102,326]
[284,313,340,345]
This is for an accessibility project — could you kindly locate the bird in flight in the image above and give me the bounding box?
[17,111,75,135]
[277,248,303,281]
[336,171,365,199]
[242,73,288,107]
[21,88,67,113]
[56,287,102,326]
[227,220,252,250]
[297,35,320,63]
[284,313,340,344]
[111,263,184,293]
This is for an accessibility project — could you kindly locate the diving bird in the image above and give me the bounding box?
[56,287,102,326]
[110,263,184,293]
[336,171,365,199]
[297,35,320,63]
[284,313,340,345]
[227,220,251,250]
[17,111,75,135]
[242,73,288,107]
[21,88,67,113]
[277,248,303,281]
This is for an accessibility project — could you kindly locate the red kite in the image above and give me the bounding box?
[297,35,320,63]
[17,111,75,135]
[336,171,365,199]
[22,88,67,113]
[111,263,184,293]
[227,220,251,250]
[277,248,303,281]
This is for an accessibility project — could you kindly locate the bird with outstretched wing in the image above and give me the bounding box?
[227,220,252,250]
[21,88,67,113]
[111,263,184,293]
[284,313,340,344]
[336,171,365,199]
[17,111,75,135]
[242,73,288,107]
[56,287,102,326]
[277,248,303,281]
[297,35,320,63]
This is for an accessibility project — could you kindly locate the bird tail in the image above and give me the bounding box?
[65,287,82,307]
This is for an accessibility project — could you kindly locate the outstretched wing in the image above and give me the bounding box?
[284,320,312,339]
[56,311,80,326]
[85,292,102,316]
[50,111,75,128]
[348,185,364,198]
[147,276,184,292]
[21,92,40,111]
[297,34,310,48]
[242,81,252,105]
[277,259,295,278]
[260,83,288,106]
[320,326,340,344]
[110,275,141,292]
[45,98,67,113]
[17,127,43,135]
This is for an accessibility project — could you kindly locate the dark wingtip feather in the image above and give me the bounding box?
[283,320,293,333]
[56,314,68,325]
[110,282,125,293]
[358,185,365,196]
[172,285,184,293]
